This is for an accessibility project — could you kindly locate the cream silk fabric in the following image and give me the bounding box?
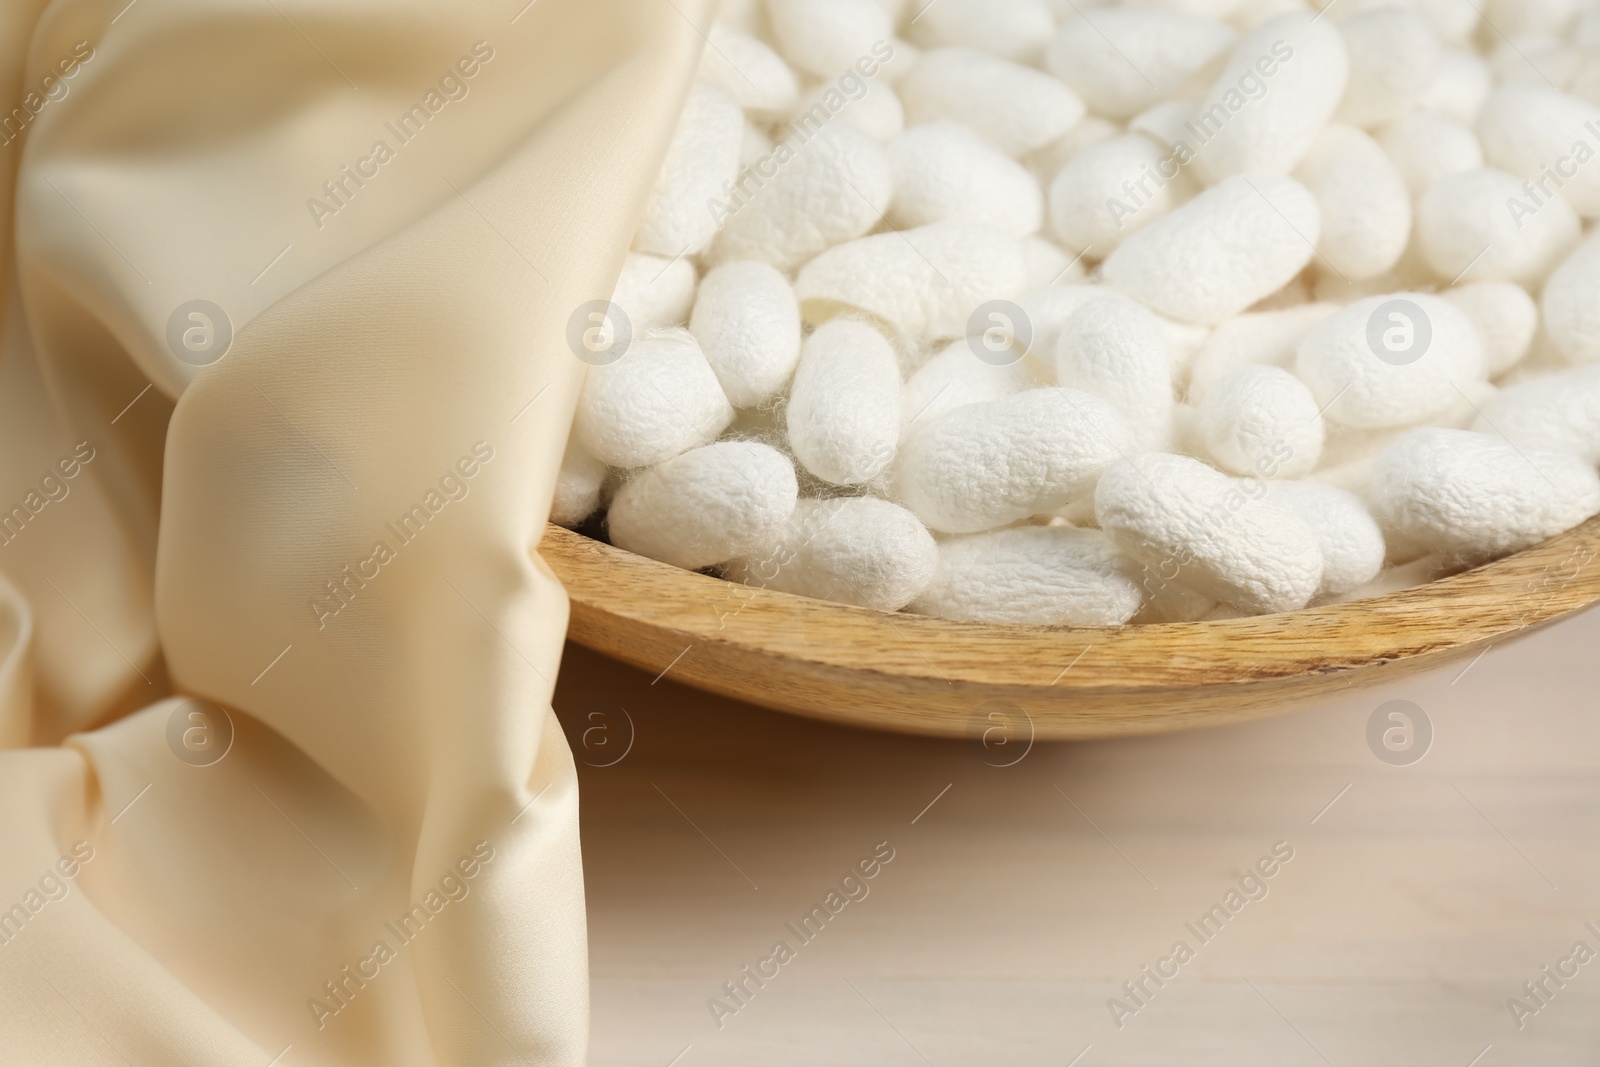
[0,1,711,1062]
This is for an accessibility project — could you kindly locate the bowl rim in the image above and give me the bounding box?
[541,517,1600,737]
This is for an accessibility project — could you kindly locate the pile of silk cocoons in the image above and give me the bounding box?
[554,0,1600,627]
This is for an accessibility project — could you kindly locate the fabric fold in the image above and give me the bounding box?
[0,1,713,1062]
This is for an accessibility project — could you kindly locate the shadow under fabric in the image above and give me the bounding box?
[0,0,713,1063]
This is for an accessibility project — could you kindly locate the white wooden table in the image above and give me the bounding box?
[554,607,1600,1066]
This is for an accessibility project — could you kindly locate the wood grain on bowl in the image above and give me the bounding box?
[539,518,1600,739]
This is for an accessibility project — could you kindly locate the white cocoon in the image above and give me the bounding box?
[1100,173,1320,325]
[790,78,906,141]
[766,0,896,79]
[1094,451,1325,614]
[876,0,909,21]
[1378,111,1483,197]
[1230,1,1308,34]
[635,84,743,257]
[1311,422,1412,496]
[1132,563,1216,624]
[725,496,939,611]
[795,221,1027,341]
[1264,480,1385,595]
[910,0,1057,64]
[1543,231,1600,364]
[690,260,802,408]
[611,252,697,331]
[1472,364,1600,465]
[1187,13,1350,184]
[1441,281,1538,377]
[1045,9,1237,121]
[899,47,1087,157]
[1055,294,1176,451]
[1021,236,1083,290]
[574,328,734,469]
[1335,4,1442,128]
[699,24,801,117]
[1124,0,1246,18]
[888,122,1044,237]
[895,387,1133,533]
[608,441,799,569]
[1489,38,1587,94]
[1019,285,1118,359]
[1048,133,1195,256]
[1369,428,1600,562]
[1476,83,1600,218]
[1399,0,1482,46]
[1484,0,1585,37]
[1418,49,1491,123]
[910,525,1144,626]
[1188,302,1338,402]
[550,441,608,528]
[786,319,902,486]
[1294,292,1486,429]
[741,122,774,167]
[1295,124,1411,281]
[713,123,893,271]
[1199,365,1323,478]
[1026,115,1125,184]
[1128,99,1198,153]
[901,338,1044,431]
[1160,317,1213,383]
[876,36,921,84]
[1416,168,1580,284]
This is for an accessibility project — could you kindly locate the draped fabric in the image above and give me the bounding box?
[0,2,711,1062]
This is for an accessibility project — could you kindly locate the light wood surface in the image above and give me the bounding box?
[542,518,1600,739]
[554,604,1600,1066]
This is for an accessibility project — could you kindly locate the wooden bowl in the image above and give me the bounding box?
[541,518,1600,740]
